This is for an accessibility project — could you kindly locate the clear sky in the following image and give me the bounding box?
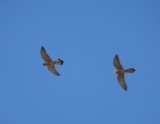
[0,0,160,124]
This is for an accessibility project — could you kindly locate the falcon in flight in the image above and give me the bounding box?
[40,46,63,76]
[113,54,135,91]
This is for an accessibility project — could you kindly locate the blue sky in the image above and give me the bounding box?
[0,0,160,124]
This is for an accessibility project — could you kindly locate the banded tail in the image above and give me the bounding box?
[125,68,136,73]
[57,59,64,65]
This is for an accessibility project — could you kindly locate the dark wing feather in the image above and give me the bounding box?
[48,65,60,76]
[40,47,52,62]
[117,74,127,91]
[113,54,123,69]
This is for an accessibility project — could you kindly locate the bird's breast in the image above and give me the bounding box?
[114,69,125,74]
[43,61,54,66]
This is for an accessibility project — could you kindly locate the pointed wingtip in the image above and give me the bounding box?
[55,72,60,76]
[114,54,119,59]
[123,87,127,91]
[41,46,45,52]
[115,54,118,56]
[122,88,127,91]
[53,73,60,76]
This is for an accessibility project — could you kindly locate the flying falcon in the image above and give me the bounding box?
[40,46,63,76]
[113,54,135,91]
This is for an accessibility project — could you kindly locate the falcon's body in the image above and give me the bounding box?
[40,46,63,76]
[113,55,135,91]
[114,69,125,74]
[43,60,62,66]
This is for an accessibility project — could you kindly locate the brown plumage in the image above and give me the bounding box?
[113,54,135,91]
[40,46,63,76]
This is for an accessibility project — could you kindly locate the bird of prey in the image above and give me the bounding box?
[113,54,135,91]
[40,46,63,76]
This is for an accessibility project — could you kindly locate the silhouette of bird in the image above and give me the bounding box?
[40,46,63,76]
[113,54,135,91]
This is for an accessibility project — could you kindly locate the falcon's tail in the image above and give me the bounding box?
[53,59,64,65]
[57,59,64,65]
[125,68,136,73]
